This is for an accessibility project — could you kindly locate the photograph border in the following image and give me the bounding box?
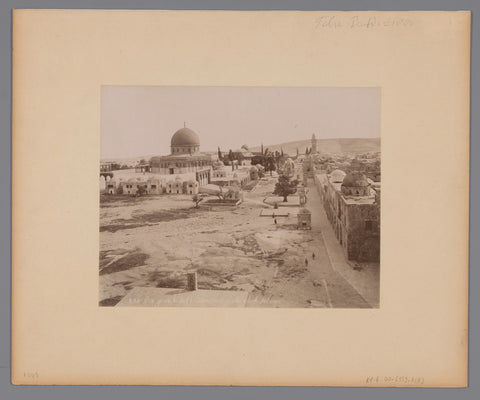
[3,0,477,398]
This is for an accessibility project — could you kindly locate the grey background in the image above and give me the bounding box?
[1,0,477,398]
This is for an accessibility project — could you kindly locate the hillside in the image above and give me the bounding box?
[102,138,380,165]
[250,138,380,156]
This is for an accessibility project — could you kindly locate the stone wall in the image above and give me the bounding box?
[315,173,380,262]
[345,203,380,262]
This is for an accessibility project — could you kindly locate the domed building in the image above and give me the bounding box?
[316,168,380,262]
[170,127,200,154]
[341,172,370,196]
[212,159,225,170]
[149,124,216,186]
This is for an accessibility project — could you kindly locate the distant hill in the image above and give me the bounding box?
[250,138,380,156]
[100,151,218,166]
[100,155,157,167]
[102,138,380,165]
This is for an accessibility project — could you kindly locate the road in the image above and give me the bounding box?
[304,176,378,308]
[242,174,375,308]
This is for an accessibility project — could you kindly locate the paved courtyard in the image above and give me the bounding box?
[99,173,379,308]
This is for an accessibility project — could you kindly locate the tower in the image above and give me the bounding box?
[311,133,317,154]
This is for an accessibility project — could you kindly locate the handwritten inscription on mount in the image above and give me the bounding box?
[315,15,414,29]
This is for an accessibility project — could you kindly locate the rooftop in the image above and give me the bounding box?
[150,153,214,161]
[343,195,376,205]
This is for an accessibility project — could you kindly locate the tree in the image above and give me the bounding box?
[257,164,265,178]
[265,155,276,176]
[241,144,249,151]
[192,194,204,208]
[273,175,298,202]
[228,149,234,171]
[218,147,223,160]
[274,151,287,170]
[234,151,245,164]
[136,184,147,197]
[251,155,264,166]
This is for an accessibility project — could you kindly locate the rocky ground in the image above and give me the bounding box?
[99,176,378,308]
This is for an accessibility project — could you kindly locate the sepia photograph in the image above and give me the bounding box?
[11,8,470,387]
[99,86,381,308]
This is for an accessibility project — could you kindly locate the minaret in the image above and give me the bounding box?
[311,133,317,154]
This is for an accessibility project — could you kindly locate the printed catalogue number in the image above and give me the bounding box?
[365,376,424,385]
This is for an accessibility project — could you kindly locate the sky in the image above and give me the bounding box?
[101,86,380,160]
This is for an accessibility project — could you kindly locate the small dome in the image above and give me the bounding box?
[330,169,346,183]
[212,160,224,170]
[250,166,258,172]
[171,127,200,147]
[341,172,369,187]
[298,207,311,215]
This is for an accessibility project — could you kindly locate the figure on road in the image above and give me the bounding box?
[312,252,315,260]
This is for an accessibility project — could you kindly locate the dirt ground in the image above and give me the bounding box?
[99,176,376,308]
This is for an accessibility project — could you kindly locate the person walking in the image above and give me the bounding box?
[312,252,315,260]
[274,218,277,225]
[305,257,308,267]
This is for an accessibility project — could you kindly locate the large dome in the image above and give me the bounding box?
[342,172,369,187]
[171,127,200,147]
